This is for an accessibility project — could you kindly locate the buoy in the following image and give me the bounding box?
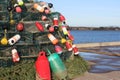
[14,4,22,13]
[72,45,79,55]
[68,31,74,41]
[45,24,54,32]
[65,41,72,51]
[45,24,50,29]
[53,18,59,26]
[11,48,20,62]
[10,19,15,25]
[62,26,68,36]
[1,37,8,45]
[16,22,24,31]
[42,2,53,9]
[35,51,51,80]
[48,3,53,8]
[35,21,44,32]
[55,45,63,54]
[17,0,24,6]
[48,33,58,45]
[47,49,67,80]
[7,6,13,12]
[49,26,54,32]
[41,15,47,21]
[61,38,66,44]
[59,14,66,24]
[44,8,50,14]
[34,3,44,13]
[1,29,8,45]
[54,26,59,32]
[8,34,21,45]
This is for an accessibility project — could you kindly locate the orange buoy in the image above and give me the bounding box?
[34,3,44,13]
[48,33,58,45]
[35,51,51,80]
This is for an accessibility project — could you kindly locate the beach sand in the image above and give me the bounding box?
[73,71,120,80]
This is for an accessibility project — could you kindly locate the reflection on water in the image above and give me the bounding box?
[79,52,120,73]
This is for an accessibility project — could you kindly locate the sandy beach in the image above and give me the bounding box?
[73,71,120,80]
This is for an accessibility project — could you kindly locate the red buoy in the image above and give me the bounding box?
[55,45,63,54]
[49,26,54,32]
[15,6,22,13]
[35,21,44,32]
[65,41,72,51]
[68,31,74,41]
[14,4,22,13]
[59,14,65,22]
[35,51,51,80]
[72,45,79,55]
[11,48,20,62]
[53,18,59,26]
[16,22,24,31]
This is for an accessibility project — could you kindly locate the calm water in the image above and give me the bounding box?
[71,30,120,73]
[71,30,120,44]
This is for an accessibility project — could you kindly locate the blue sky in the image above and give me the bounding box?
[37,0,120,27]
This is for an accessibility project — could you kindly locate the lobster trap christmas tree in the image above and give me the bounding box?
[0,0,89,80]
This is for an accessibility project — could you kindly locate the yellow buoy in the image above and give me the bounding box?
[61,38,66,44]
[10,20,15,25]
[1,37,8,45]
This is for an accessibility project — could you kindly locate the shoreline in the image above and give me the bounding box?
[73,71,120,80]
[73,46,120,80]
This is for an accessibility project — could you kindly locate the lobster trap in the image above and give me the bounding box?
[0,0,89,80]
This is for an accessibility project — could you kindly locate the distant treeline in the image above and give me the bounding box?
[69,26,120,30]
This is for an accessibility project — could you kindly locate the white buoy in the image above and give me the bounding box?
[8,34,21,45]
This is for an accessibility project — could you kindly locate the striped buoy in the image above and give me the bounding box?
[11,48,20,62]
[8,34,21,45]
[72,45,79,55]
[48,33,58,45]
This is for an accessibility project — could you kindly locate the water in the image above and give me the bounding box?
[79,52,120,73]
[71,30,120,44]
[71,30,120,73]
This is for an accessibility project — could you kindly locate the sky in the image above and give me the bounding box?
[36,0,120,27]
